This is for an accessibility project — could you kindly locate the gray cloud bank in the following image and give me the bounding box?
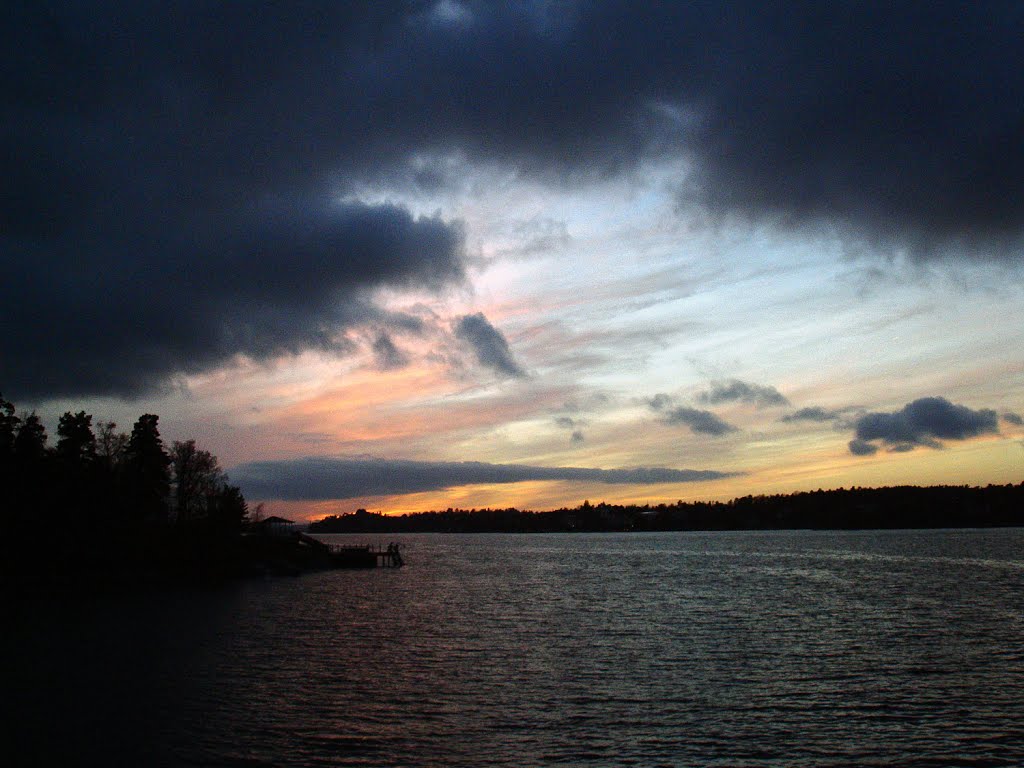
[372,332,411,372]
[231,457,736,501]
[454,313,526,379]
[647,395,737,436]
[782,407,845,423]
[848,397,999,455]
[662,408,738,437]
[698,380,789,408]
[6,3,1024,398]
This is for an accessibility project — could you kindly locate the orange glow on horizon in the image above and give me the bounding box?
[252,435,1023,523]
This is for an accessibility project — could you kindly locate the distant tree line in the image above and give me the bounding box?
[1,393,248,590]
[310,484,1024,534]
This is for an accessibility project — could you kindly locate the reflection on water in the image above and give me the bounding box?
[7,530,1024,766]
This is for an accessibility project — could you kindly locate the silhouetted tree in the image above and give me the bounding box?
[50,411,100,530]
[14,412,48,460]
[171,439,221,525]
[56,411,97,464]
[0,394,18,457]
[84,420,130,524]
[170,439,248,532]
[0,397,261,586]
[7,412,51,519]
[207,483,248,533]
[95,421,128,471]
[249,501,266,524]
[0,395,19,523]
[123,414,170,523]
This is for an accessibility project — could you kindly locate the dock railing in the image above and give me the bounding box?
[304,535,404,567]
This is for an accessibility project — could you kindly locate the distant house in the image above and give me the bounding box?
[261,515,297,536]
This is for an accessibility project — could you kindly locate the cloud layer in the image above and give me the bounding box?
[231,456,736,501]
[6,3,1023,397]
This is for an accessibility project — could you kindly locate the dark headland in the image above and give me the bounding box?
[0,396,392,596]
[311,484,1024,534]
[3,394,1022,594]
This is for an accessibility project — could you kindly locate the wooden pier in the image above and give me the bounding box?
[297,533,404,568]
[326,542,404,568]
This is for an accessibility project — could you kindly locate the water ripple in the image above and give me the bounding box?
[7,529,1024,766]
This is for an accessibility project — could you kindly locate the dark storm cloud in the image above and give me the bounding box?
[674,3,1024,258]
[454,313,526,379]
[849,397,999,455]
[1003,412,1024,426]
[7,3,1024,397]
[375,1,1023,258]
[698,380,789,408]
[231,456,736,501]
[2,199,464,399]
[3,3,476,399]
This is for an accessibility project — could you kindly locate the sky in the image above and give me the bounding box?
[4,1,1024,520]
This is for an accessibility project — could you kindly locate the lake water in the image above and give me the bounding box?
[7,530,1024,766]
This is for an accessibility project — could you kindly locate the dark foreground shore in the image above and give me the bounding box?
[1,528,372,599]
